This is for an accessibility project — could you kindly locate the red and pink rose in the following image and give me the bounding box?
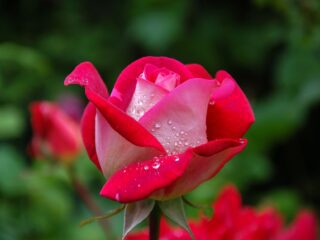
[64,56,254,203]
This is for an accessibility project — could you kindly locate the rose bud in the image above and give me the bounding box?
[64,56,255,203]
[29,101,82,162]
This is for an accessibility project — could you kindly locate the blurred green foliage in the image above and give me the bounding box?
[0,0,319,239]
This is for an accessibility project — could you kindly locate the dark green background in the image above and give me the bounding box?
[0,0,319,239]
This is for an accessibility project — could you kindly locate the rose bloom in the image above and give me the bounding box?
[126,186,318,240]
[64,56,254,203]
[29,101,82,162]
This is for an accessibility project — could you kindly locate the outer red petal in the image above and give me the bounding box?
[151,139,247,200]
[85,88,164,152]
[64,61,108,98]
[100,151,193,203]
[186,63,213,79]
[109,56,193,110]
[207,70,255,139]
[64,61,165,152]
[80,103,101,170]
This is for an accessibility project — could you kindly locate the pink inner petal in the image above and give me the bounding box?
[95,110,161,178]
[154,69,180,91]
[126,78,168,120]
[139,78,215,155]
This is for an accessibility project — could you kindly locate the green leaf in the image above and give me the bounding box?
[123,199,155,239]
[158,197,194,239]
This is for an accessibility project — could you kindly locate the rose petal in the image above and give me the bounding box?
[80,103,101,170]
[100,151,193,203]
[186,63,213,79]
[207,71,255,139]
[85,88,165,152]
[64,61,108,98]
[64,62,165,153]
[151,139,247,200]
[95,110,162,178]
[109,56,193,110]
[139,78,215,155]
[126,78,168,120]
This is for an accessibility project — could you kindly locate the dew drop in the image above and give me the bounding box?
[172,126,176,131]
[137,184,141,188]
[175,133,180,137]
[174,156,180,162]
[180,131,185,135]
[144,165,149,170]
[154,123,161,129]
[151,128,155,132]
[115,193,120,201]
[152,162,160,169]
[184,141,189,146]
[123,169,127,173]
[209,99,215,105]
[167,120,172,125]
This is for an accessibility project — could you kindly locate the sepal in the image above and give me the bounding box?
[158,197,194,239]
[123,199,155,239]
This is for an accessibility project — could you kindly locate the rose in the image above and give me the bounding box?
[29,101,82,162]
[64,56,254,203]
[126,186,318,240]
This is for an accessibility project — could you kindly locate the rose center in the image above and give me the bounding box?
[126,65,180,120]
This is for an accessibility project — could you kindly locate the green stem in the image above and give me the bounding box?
[68,166,115,240]
[149,204,161,240]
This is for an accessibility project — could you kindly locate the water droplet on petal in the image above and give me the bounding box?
[115,193,120,201]
[154,123,161,129]
[209,99,215,105]
[174,156,180,162]
[180,131,185,135]
[137,184,141,188]
[152,162,160,169]
[167,120,172,125]
[144,165,149,170]
[184,141,189,146]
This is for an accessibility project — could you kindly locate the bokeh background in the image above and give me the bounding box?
[0,0,319,239]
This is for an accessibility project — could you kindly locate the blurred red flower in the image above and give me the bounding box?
[29,101,82,162]
[126,186,318,240]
